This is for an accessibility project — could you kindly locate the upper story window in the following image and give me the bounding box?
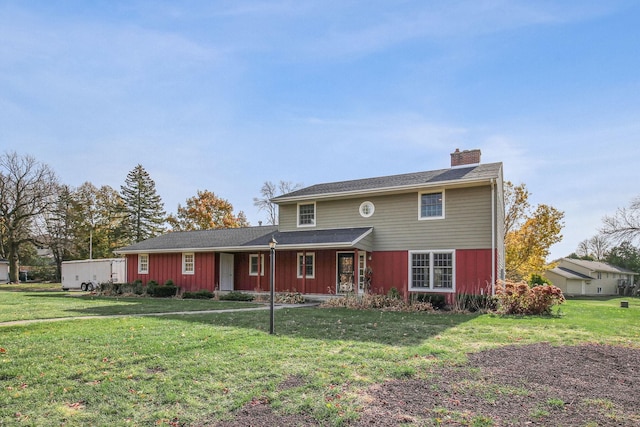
[249,254,264,276]
[419,191,444,219]
[297,202,316,227]
[138,254,149,274]
[182,252,195,275]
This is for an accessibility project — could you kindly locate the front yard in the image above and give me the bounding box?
[1,287,639,426]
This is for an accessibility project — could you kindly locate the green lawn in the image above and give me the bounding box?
[1,288,638,426]
[0,287,259,322]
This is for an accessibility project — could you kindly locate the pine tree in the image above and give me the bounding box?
[120,164,166,243]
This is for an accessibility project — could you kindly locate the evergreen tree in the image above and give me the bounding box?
[120,164,166,243]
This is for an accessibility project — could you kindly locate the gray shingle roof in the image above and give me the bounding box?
[272,162,502,201]
[115,226,278,253]
[551,267,593,280]
[561,259,638,275]
[115,226,374,253]
[245,227,373,248]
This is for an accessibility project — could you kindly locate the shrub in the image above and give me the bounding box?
[146,280,179,298]
[276,292,305,304]
[321,293,433,312]
[219,291,254,301]
[454,293,497,313]
[495,280,565,315]
[387,287,401,300]
[410,293,446,310]
[529,274,552,287]
[183,290,215,299]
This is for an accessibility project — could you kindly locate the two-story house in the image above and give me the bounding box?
[116,149,505,300]
[544,258,637,296]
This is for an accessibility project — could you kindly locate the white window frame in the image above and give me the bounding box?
[249,254,265,276]
[182,252,195,275]
[138,254,149,274]
[297,202,316,227]
[297,252,315,279]
[408,250,455,293]
[418,190,445,220]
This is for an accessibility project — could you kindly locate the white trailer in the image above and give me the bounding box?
[61,258,126,291]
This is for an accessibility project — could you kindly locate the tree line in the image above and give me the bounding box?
[0,152,256,283]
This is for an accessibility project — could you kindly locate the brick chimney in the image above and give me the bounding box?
[450,148,481,167]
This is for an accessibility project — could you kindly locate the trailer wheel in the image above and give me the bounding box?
[80,283,87,291]
[87,282,95,291]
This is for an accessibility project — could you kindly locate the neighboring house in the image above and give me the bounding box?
[0,259,8,283]
[116,149,505,300]
[545,258,638,296]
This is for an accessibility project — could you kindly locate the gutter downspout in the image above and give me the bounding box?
[491,178,496,295]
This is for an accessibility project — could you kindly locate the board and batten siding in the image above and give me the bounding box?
[278,185,495,251]
[125,252,217,293]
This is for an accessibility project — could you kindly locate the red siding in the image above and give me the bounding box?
[125,247,496,298]
[125,253,216,293]
[269,249,343,294]
[369,251,409,297]
[234,252,270,292]
[455,249,495,295]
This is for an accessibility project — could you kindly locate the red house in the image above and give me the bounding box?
[116,149,505,299]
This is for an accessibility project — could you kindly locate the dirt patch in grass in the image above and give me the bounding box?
[212,343,640,426]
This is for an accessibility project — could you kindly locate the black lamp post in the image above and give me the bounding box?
[269,235,277,335]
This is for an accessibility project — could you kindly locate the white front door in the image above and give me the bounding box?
[220,253,234,291]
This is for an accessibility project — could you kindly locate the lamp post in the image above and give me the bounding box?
[269,235,277,335]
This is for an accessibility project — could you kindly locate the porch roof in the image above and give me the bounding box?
[243,227,374,250]
[115,226,373,254]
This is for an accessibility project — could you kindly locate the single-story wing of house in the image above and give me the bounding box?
[116,148,505,300]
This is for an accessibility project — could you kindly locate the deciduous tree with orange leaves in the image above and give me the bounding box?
[504,181,564,281]
[167,190,249,231]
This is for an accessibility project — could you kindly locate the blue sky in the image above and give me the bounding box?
[1,1,639,260]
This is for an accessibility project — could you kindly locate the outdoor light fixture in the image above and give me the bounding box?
[269,235,277,335]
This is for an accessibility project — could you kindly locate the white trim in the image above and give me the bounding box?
[182,252,195,275]
[138,253,149,274]
[297,202,316,228]
[249,254,264,276]
[408,250,456,293]
[418,190,445,220]
[297,252,315,279]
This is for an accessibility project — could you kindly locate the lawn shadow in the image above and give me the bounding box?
[18,293,481,346]
[160,305,482,346]
[23,293,260,317]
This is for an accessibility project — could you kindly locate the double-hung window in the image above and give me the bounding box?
[297,252,315,278]
[182,253,195,275]
[249,254,264,276]
[138,254,149,274]
[409,250,454,292]
[297,202,316,227]
[419,191,444,219]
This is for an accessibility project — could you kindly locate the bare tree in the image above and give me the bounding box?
[0,152,58,282]
[253,180,302,225]
[576,235,611,261]
[601,196,640,244]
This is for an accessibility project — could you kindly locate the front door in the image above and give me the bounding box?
[220,253,234,291]
[337,253,355,293]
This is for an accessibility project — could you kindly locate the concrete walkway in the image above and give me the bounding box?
[0,302,321,327]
